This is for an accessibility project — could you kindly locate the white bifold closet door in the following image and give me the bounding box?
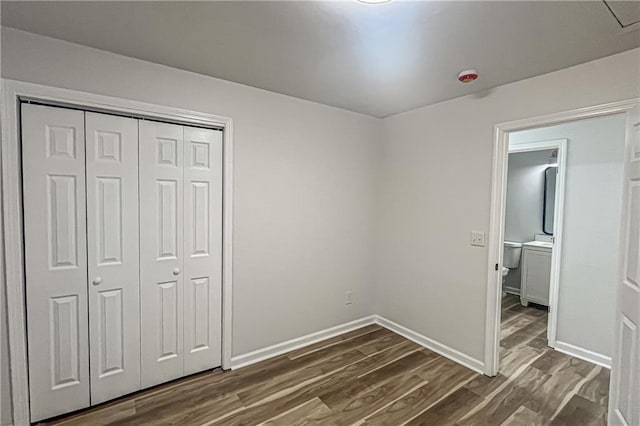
[85,112,141,405]
[23,104,90,422]
[139,120,222,388]
[23,105,141,421]
[23,104,222,421]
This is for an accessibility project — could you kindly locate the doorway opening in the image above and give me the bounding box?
[484,100,639,424]
[499,138,565,378]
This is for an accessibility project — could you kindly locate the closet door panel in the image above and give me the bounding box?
[85,112,140,404]
[183,127,223,374]
[139,120,185,387]
[22,104,90,421]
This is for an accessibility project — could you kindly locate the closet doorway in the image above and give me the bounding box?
[2,80,234,425]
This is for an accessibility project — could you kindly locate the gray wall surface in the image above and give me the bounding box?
[1,26,638,424]
[1,27,381,424]
[374,48,638,363]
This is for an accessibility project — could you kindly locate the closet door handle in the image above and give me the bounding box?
[173,268,181,276]
[92,277,102,286]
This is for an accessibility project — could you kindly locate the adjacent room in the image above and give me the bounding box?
[497,114,627,420]
[1,1,639,425]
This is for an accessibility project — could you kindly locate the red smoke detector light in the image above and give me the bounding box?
[458,70,478,83]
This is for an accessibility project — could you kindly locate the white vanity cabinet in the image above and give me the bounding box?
[520,241,552,307]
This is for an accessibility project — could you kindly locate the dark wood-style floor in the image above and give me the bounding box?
[46,295,609,425]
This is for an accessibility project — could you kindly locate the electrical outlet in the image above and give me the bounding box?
[345,291,353,305]
[471,231,486,247]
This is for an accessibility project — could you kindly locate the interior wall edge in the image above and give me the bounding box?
[374,315,486,375]
[230,313,486,376]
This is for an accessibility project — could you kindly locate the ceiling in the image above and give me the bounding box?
[2,1,639,117]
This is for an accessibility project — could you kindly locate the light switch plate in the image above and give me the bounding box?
[471,231,486,247]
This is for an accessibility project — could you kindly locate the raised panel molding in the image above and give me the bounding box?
[615,315,638,423]
[96,131,122,162]
[626,184,640,287]
[157,180,178,259]
[49,296,80,390]
[158,281,178,361]
[191,142,209,169]
[46,125,76,159]
[157,138,178,166]
[192,181,209,257]
[190,277,210,352]
[97,177,123,265]
[47,175,78,269]
[98,290,124,378]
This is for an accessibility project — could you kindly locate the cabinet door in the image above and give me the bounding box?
[523,249,552,305]
[85,112,141,404]
[139,120,185,388]
[22,104,90,421]
[183,127,223,374]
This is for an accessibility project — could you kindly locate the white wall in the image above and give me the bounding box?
[1,25,638,425]
[0,28,381,423]
[375,47,639,363]
[503,149,556,291]
[510,114,626,358]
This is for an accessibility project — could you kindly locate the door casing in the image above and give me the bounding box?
[484,98,639,378]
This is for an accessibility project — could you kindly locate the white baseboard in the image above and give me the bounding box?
[230,316,376,369]
[503,287,520,296]
[374,315,485,374]
[230,314,485,376]
[554,341,611,369]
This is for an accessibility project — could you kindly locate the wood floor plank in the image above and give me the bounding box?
[260,397,331,426]
[531,348,572,375]
[465,373,509,398]
[285,325,382,360]
[206,341,423,426]
[502,294,520,310]
[577,366,610,406]
[51,400,137,425]
[357,330,408,355]
[287,327,392,365]
[458,366,551,426]
[412,356,477,388]
[136,393,244,426]
[500,345,545,377]
[237,348,367,406]
[304,372,426,425]
[319,350,433,409]
[46,299,608,426]
[522,359,593,420]
[500,405,544,426]
[404,387,482,425]
[561,356,598,378]
[362,356,476,425]
[501,316,547,349]
[501,314,538,338]
[550,394,606,426]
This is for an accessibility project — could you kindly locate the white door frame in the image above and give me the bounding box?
[1,79,235,425]
[484,98,639,377]
[508,138,567,349]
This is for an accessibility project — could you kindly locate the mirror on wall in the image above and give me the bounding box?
[543,166,557,235]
